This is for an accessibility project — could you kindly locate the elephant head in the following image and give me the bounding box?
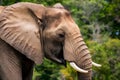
[0,2,101,80]
[42,4,92,80]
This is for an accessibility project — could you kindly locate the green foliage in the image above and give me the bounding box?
[87,39,120,80]
[98,0,120,38]
[60,63,77,80]
[33,58,62,80]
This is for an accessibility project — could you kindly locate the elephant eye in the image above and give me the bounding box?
[56,32,65,42]
[55,30,65,42]
[58,33,64,38]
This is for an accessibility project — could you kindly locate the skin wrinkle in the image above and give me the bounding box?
[0,18,6,24]
[76,44,87,52]
[3,30,13,40]
[7,57,20,73]
[77,44,88,52]
[22,37,30,52]
[77,53,91,66]
[8,32,19,44]
[77,57,91,70]
[81,59,92,68]
[17,36,24,49]
[71,32,79,36]
[11,33,21,46]
[77,49,89,59]
[74,39,84,47]
[1,24,8,31]
[76,42,87,50]
[73,35,83,41]
[0,39,22,80]
[75,39,85,45]
[77,48,89,60]
[19,31,40,56]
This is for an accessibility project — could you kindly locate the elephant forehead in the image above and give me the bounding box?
[46,8,70,17]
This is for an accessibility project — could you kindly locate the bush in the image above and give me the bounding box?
[33,58,62,80]
[87,39,120,80]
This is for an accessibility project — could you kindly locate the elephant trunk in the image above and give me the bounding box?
[74,33,92,80]
[77,71,92,80]
[64,32,92,80]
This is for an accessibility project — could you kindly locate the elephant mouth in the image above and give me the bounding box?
[56,46,67,66]
[47,47,101,73]
[45,47,66,66]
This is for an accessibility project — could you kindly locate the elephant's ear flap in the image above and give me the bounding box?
[0,4,44,64]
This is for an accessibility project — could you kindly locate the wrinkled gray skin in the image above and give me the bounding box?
[0,2,92,80]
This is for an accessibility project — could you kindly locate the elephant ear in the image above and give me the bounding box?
[0,3,44,64]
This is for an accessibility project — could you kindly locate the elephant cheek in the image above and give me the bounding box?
[63,39,76,62]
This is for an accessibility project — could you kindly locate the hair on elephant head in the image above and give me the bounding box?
[0,2,101,80]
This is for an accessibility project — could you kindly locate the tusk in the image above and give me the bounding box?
[92,62,102,67]
[70,62,88,73]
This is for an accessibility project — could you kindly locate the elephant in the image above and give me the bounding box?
[0,2,101,80]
